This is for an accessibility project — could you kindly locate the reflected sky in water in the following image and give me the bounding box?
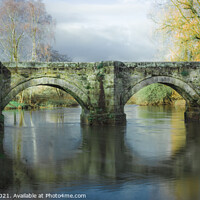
[1,105,200,200]
[125,105,186,164]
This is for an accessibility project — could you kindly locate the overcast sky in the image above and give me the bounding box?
[43,0,158,62]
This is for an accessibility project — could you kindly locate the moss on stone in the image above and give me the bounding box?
[181,70,189,76]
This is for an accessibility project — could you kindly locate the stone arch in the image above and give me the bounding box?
[124,76,200,106]
[2,77,89,110]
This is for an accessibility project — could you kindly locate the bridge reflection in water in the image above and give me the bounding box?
[1,106,200,200]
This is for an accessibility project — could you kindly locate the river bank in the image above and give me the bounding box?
[4,86,79,110]
[127,83,185,106]
[4,84,185,111]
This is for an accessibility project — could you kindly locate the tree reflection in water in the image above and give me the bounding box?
[1,106,200,199]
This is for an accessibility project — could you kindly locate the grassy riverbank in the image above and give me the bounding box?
[4,86,79,110]
[127,83,185,106]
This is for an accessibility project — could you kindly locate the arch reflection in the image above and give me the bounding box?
[1,107,200,200]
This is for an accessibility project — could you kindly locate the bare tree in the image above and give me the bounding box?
[27,0,55,61]
[0,0,56,62]
[0,0,70,106]
[0,0,28,62]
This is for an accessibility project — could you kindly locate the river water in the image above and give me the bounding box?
[1,105,200,200]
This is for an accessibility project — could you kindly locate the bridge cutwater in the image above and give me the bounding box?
[0,61,200,126]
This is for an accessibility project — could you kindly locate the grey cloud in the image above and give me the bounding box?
[44,0,158,62]
[54,26,157,62]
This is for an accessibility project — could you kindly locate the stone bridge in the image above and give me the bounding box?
[0,61,200,126]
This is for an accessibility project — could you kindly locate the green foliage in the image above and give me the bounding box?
[5,87,79,110]
[0,154,4,158]
[97,62,104,69]
[86,85,91,89]
[134,83,173,105]
[42,99,78,107]
[181,70,189,76]
[108,114,114,119]
[0,115,4,121]
[97,72,104,80]
[6,101,26,109]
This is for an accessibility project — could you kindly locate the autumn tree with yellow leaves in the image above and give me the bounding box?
[158,0,200,61]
